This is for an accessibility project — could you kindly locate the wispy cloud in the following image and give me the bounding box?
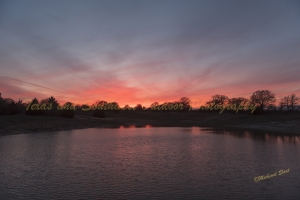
[0,0,300,106]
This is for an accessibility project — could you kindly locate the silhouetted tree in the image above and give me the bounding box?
[41,96,59,116]
[109,102,120,113]
[179,97,192,111]
[95,100,107,106]
[267,104,277,111]
[81,104,90,110]
[91,101,119,113]
[60,102,75,118]
[0,96,20,115]
[0,95,7,115]
[150,102,159,107]
[75,104,81,109]
[3,98,14,104]
[207,94,229,105]
[228,97,249,105]
[179,97,192,107]
[150,102,159,111]
[290,94,299,111]
[25,98,45,116]
[4,90,300,117]
[160,102,170,112]
[280,96,290,111]
[8,101,19,115]
[219,97,249,113]
[250,90,276,112]
[134,104,144,111]
[279,102,285,111]
[15,99,25,113]
[280,94,299,111]
[123,104,133,111]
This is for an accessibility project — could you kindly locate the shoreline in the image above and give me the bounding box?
[0,112,299,136]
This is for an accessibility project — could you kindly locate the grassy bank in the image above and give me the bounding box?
[0,111,299,136]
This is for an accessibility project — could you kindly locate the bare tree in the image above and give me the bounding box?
[250,90,276,111]
[279,102,285,111]
[267,104,276,111]
[280,94,300,111]
[207,94,229,105]
[228,97,249,105]
[290,94,300,111]
[179,97,191,109]
[280,96,290,111]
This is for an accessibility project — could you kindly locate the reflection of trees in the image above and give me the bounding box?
[209,128,300,144]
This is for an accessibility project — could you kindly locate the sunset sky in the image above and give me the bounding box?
[0,0,300,107]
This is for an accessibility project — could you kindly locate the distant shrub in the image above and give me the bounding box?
[93,110,105,118]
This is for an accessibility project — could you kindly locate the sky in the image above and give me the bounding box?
[0,0,300,107]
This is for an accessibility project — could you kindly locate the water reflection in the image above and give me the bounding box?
[0,127,300,199]
[119,124,152,129]
[209,128,300,144]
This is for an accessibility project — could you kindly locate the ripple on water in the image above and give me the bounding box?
[0,127,300,199]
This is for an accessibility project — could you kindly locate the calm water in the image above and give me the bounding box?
[0,127,300,199]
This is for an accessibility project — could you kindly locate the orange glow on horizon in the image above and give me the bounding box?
[1,75,299,108]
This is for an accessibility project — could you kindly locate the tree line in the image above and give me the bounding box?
[203,90,299,112]
[0,90,299,118]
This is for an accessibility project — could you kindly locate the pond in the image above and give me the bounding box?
[0,127,299,199]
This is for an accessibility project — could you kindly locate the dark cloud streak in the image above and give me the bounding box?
[0,76,66,93]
